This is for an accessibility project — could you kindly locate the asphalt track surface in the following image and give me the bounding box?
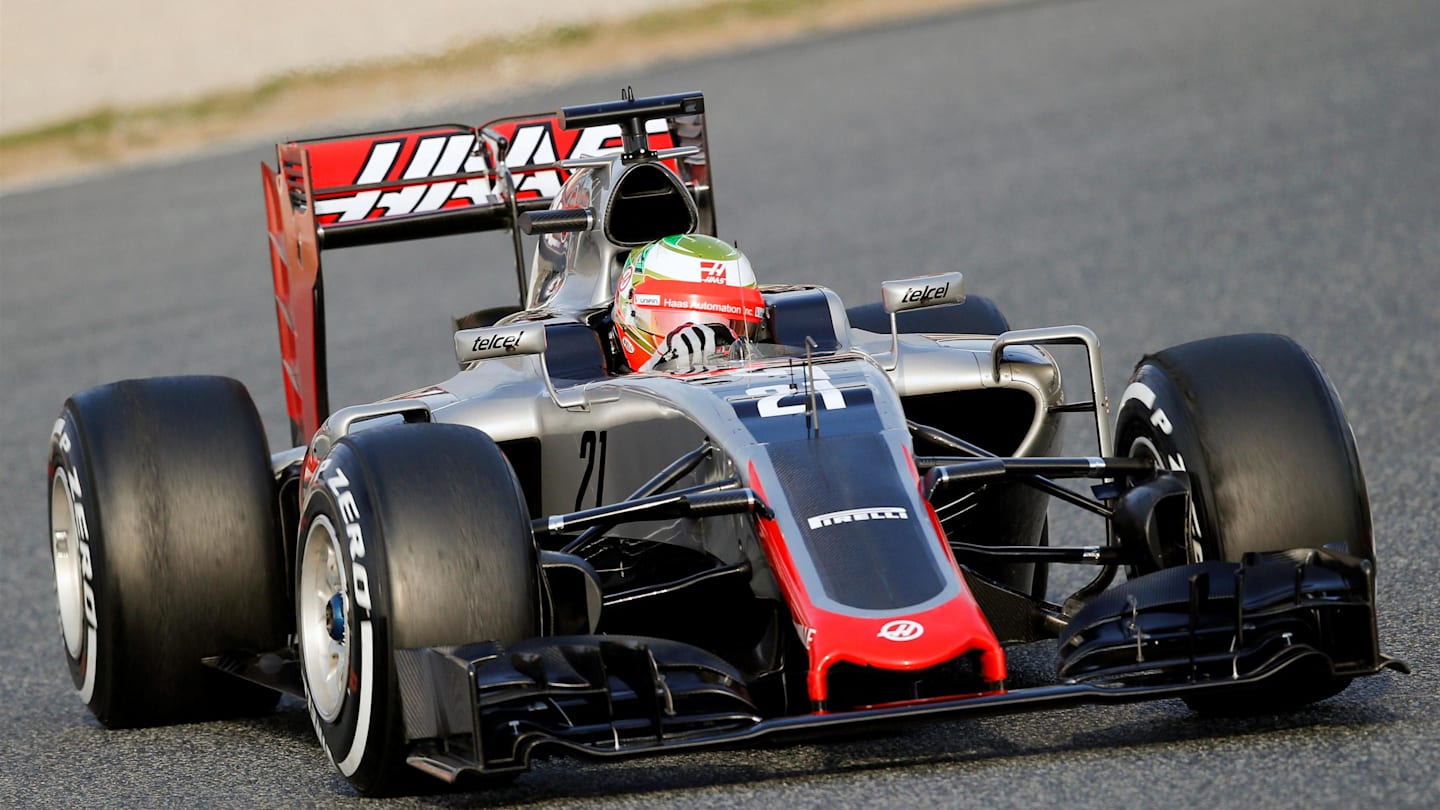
[2,0,1438,806]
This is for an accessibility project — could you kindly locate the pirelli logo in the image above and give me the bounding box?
[807,507,909,530]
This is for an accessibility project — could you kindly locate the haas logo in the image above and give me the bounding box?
[699,261,727,284]
[313,118,675,224]
[877,619,924,642]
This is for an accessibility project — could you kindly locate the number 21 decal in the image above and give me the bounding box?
[746,371,847,418]
[575,430,608,511]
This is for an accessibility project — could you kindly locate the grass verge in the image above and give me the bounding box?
[0,0,990,190]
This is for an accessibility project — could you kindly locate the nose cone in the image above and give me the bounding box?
[801,578,1007,709]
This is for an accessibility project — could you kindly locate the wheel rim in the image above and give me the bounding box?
[1127,435,1204,565]
[50,469,85,659]
[299,515,349,723]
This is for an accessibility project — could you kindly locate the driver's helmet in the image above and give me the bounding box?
[613,234,765,372]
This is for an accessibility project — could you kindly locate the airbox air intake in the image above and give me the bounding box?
[605,162,698,247]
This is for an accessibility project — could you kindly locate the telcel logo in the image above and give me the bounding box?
[455,324,543,365]
[881,272,963,313]
[901,283,949,304]
[471,330,525,353]
[878,619,925,642]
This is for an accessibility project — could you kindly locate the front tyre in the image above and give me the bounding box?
[298,423,540,795]
[1114,334,1371,714]
[1116,333,1371,569]
[47,376,287,727]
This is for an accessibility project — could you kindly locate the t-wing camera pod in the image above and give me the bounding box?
[559,88,706,162]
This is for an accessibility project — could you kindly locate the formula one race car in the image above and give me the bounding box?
[47,90,1404,795]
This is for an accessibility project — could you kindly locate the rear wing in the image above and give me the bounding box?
[263,91,712,445]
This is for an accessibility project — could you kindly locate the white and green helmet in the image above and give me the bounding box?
[613,234,765,371]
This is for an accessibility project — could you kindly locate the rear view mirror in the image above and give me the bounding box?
[454,323,547,366]
[881,272,965,314]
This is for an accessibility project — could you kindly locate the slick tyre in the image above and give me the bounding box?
[297,423,540,795]
[1116,333,1371,568]
[1114,333,1371,714]
[846,296,1011,336]
[47,376,288,727]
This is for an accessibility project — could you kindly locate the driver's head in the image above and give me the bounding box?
[613,234,764,372]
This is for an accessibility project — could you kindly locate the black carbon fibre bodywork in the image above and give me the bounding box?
[768,435,945,612]
[1058,549,1387,685]
[390,616,1402,780]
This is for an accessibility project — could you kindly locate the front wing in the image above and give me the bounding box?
[389,550,1402,780]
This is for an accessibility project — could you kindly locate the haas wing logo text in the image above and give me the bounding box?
[313,118,673,225]
[313,134,496,223]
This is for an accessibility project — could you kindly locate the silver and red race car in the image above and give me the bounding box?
[47,90,1404,795]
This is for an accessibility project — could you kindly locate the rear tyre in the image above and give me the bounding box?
[297,423,540,795]
[47,376,287,727]
[1114,333,1371,714]
[846,296,1011,336]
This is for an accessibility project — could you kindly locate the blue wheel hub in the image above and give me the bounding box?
[325,593,346,642]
